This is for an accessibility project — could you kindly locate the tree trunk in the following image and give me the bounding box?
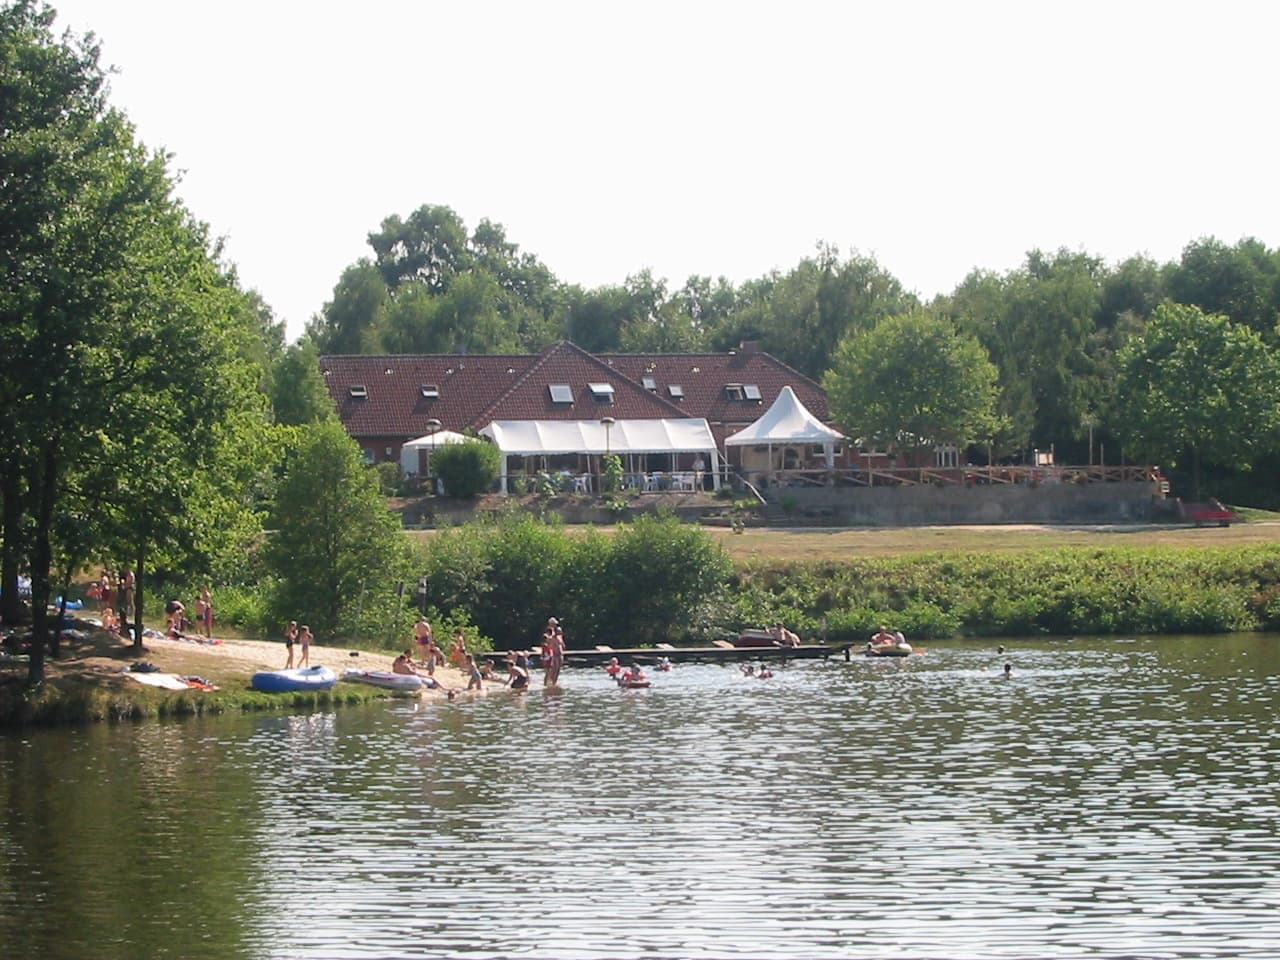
[1,468,27,625]
[1192,446,1202,502]
[25,441,59,686]
[131,547,146,650]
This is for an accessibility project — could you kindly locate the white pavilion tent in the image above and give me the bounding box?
[480,418,721,493]
[724,385,845,482]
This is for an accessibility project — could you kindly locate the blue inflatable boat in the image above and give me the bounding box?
[251,665,337,693]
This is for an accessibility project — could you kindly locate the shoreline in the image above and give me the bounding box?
[0,619,477,727]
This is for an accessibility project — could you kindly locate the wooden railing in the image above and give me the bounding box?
[760,464,1165,489]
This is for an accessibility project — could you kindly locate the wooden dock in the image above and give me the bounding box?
[484,642,851,668]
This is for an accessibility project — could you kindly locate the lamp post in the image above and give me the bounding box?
[425,418,442,493]
[600,416,615,492]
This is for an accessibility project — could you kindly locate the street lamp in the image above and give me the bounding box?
[425,418,442,493]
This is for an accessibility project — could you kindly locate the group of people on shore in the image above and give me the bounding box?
[89,573,216,644]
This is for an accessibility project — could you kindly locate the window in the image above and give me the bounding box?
[668,384,684,399]
[811,444,843,457]
[548,383,574,403]
[420,384,439,398]
[349,385,368,399]
[588,382,615,403]
[724,383,744,400]
[743,384,762,401]
[642,376,657,391]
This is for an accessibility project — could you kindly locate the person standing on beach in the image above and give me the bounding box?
[198,586,214,638]
[283,621,298,668]
[414,617,434,664]
[298,625,313,667]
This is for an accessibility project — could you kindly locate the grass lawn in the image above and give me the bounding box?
[408,516,1280,562]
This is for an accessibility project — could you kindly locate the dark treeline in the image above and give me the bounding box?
[297,205,1280,506]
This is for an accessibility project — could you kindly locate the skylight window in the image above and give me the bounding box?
[724,383,744,400]
[549,384,574,403]
[588,382,615,403]
[420,384,439,398]
[668,384,684,399]
[743,384,762,400]
[642,376,657,391]
[349,385,368,399]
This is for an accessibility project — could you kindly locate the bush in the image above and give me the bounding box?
[433,440,500,498]
[372,461,402,496]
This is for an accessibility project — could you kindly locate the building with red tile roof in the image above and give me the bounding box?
[321,341,846,482]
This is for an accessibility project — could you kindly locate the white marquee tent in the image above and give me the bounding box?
[480,418,721,492]
[724,385,845,478]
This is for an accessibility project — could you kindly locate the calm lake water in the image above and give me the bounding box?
[2,635,1279,959]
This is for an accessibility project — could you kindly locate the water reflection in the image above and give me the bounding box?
[2,635,1279,957]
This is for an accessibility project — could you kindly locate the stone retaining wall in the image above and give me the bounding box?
[763,481,1160,526]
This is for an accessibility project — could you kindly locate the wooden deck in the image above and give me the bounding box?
[483,642,850,668]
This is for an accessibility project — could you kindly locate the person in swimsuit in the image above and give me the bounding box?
[467,655,484,691]
[541,616,564,686]
[283,620,298,668]
[506,653,530,690]
[414,617,433,664]
[298,624,313,667]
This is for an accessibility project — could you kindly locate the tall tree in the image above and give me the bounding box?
[270,338,335,426]
[1115,303,1280,499]
[1164,237,1280,342]
[266,419,414,640]
[733,245,916,380]
[824,310,1000,456]
[306,260,389,354]
[0,2,270,680]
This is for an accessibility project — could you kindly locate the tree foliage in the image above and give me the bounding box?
[431,439,501,499]
[0,2,272,678]
[265,420,414,641]
[1115,303,1280,498]
[824,310,999,454]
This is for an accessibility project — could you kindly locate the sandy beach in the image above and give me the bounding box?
[44,621,473,700]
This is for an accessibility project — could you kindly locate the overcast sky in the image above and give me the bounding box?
[51,0,1280,342]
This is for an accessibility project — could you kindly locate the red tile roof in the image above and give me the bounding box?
[601,350,831,429]
[321,342,836,445]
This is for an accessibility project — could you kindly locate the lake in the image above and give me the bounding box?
[2,635,1278,958]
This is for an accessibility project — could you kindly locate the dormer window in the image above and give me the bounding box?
[420,384,440,398]
[642,376,657,391]
[349,385,368,399]
[668,384,684,399]
[549,383,573,403]
[588,382,615,403]
[743,384,762,401]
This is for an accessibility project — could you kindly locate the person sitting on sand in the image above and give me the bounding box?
[101,607,120,634]
[392,651,418,675]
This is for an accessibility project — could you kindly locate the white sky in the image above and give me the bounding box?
[52,0,1280,342]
